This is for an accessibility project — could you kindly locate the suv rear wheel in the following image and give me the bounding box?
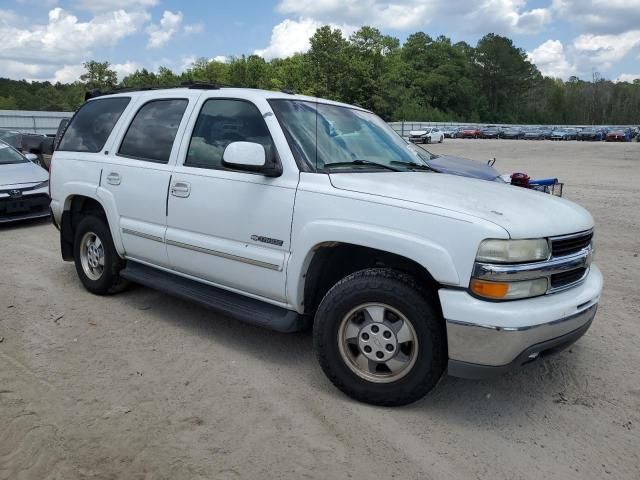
[73,216,128,295]
[313,268,446,406]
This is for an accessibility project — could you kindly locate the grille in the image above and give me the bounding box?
[0,194,49,219]
[551,231,593,257]
[550,267,587,289]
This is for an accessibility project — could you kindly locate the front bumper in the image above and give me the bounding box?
[440,264,602,378]
[0,188,50,223]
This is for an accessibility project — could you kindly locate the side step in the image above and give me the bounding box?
[120,261,308,333]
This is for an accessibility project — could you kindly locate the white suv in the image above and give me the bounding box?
[50,85,602,406]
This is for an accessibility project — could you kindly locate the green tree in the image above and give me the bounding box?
[473,33,540,122]
[307,26,350,99]
[80,61,118,90]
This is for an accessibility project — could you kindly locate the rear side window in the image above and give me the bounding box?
[58,97,130,153]
[118,99,188,164]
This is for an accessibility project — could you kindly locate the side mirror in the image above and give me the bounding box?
[222,141,281,177]
[24,153,39,163]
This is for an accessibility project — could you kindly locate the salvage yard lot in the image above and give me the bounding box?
[1,139,639,479]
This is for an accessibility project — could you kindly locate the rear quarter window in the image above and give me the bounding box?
[58,97,130,153]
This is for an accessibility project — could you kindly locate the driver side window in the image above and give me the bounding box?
[185,99,276,170]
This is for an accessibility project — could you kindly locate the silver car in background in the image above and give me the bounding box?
[0,140,50,223]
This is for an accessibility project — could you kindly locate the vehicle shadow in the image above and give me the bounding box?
[114,282,588,421]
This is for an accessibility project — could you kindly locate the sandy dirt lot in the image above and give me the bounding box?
[1,139,639,479]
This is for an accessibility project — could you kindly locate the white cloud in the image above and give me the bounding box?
[147,10,183,48]
[528,40,576,78]
[112,61,142,80]
[212,55,228,63]
[74,0,158,13]
[0,59,48,81]
[572,30,640,72]
[255,17,356,59]
[616,73,640,82]
[0,8,149,65]
[52,64,84,83]
[277,0,429,30]
[276,0,552,34]
[184,23,204,35]
[551,0,640,34]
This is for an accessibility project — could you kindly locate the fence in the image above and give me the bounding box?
[388,121,638,138]
[0,110,73,135]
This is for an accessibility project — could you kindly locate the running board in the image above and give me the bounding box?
[120,261,308,333]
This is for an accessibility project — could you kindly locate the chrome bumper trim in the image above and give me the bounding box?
[446,303,598,366]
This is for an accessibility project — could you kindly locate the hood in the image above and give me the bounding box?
[0,161,48,187]
[328,172,593,238]
[409,130,428,136]
[426,155,500,181]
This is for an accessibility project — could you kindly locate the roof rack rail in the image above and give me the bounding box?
[281,88,295,95]
[86,81,223,100]
[180,80,221,90]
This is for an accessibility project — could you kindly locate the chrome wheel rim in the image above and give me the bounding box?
[338,303,418,384]
[80,231,105,281]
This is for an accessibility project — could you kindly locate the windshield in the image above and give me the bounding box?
[0,142,28,164]
[269,99,436,172]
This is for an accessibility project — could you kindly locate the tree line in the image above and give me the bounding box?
[1,27,639,125]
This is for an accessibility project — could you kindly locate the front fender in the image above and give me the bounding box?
[286,220,460,310]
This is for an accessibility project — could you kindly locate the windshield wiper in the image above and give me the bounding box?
[325,159,401,172]
[390,161,435,171]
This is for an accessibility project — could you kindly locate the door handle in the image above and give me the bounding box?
[106,172,121,185]
[171,181,191,198]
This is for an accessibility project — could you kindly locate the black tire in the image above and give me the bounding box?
[73,216,128,295]
[313,268,446,406]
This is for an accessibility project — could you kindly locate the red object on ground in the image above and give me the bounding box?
[510,172,530,188]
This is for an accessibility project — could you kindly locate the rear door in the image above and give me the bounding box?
[97,91,199,267]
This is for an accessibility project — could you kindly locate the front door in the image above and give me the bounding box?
[166,97,298,303]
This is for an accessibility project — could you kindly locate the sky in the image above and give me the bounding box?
[1,0,639,84]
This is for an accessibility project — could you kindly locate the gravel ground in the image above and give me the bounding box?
[1,139,639,480]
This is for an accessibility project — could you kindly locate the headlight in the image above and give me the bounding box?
[476,239,550,264]
[470,278,548,300]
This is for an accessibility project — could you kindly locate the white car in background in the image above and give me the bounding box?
[408,127,444,144]
[0,140,50,223]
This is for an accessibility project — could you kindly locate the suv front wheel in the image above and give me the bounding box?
[313,268,446,406]
[73,216,128,295]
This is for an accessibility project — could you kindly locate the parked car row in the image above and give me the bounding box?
[432,125,639,142]
[0,128,55,169]
[0,139,50,223]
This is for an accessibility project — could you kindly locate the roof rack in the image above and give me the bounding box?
[180,80,222,90]
[281,88,295,95]
[86,81,223,100]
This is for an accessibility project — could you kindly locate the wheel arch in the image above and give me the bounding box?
[60,194,121,260]
[300,242,443,316]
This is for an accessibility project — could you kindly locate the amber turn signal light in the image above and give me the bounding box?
[470,279,509,299]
